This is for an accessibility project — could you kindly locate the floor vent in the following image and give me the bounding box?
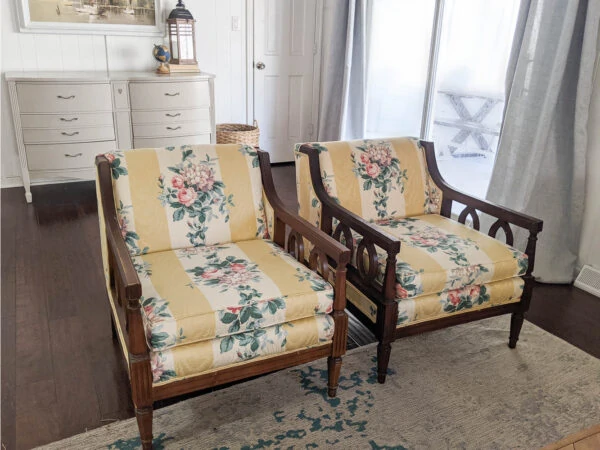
[574,265,600,298]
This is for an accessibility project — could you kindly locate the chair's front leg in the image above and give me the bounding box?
[127,297,154,449]
[509,229,540,349]
[328,264,348,398]
[509,275,535,348]
[376,303,398,383]
[376,254,400,383]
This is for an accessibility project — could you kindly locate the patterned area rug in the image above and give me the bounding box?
[38,317,600,449]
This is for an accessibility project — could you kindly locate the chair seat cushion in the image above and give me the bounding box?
[134,239,334,352]
[150,315,334,385]
[350,214,528,299]
[347,276,524,327]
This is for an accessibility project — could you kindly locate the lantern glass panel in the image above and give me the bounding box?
[169,23,179,60]
[181,24,194,61]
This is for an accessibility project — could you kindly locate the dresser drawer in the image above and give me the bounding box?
[129,81,210,110]
[26,141,115,171]
[23,126,115,144]
[134,134,211,148]
[16,83,112,113]
[20,112,114,129]
[133,121,209,139]
[131,108,210,126]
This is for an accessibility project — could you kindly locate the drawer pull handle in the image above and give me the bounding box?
[166,113,181,117]
[166,126,182,131]
[61,131,80,136]
[64,153,83,158]
[57,95,76,100]
[60,117,79,122]
[164,92,180,97]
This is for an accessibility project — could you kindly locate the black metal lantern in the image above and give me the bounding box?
[167,0,197,66]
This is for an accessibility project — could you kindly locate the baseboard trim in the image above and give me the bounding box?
[0,176,97,189]
[0,176,23,188]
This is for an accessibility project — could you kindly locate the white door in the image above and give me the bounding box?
[253,0,319,163]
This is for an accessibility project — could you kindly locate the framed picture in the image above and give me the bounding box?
[17,0,165,36]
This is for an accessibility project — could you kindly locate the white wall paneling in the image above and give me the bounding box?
[1,0,247,187]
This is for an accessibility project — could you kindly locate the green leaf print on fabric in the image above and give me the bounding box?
[151,352,177,383]
[105,150,128,179]
[351,141,408,219]
[441,284,491,313]
[239,144,260,168]
[186,253,262,295]
[157,149,233,246]
[116,201,149,256]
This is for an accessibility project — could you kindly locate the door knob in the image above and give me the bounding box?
[256,61,266,70]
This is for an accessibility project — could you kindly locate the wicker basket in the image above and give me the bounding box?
[216,121,260,146]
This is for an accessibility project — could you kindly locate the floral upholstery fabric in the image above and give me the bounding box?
[347,277,523,326]
[351,215,528,300]
[105,144,268,256]
[294,137,527,328]
[98,144,338,387]
[135,239,334,352]
[295,137,443,228]
[151,315,334,385]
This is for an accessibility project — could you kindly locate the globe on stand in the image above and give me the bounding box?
[153,44,171,74]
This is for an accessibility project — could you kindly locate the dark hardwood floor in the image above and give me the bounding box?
[1,166,598,449]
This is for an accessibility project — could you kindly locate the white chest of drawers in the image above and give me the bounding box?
[7,71,215,203]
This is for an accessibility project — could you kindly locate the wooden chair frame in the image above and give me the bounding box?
[95,150,351,449]
[298,140,543,383]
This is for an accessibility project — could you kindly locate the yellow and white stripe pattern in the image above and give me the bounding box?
[135,239,334,352]
[295,137,443,227]
[350,215,528,300]
[348,277,524,325]
[150,314,334,385]
[108,144,268,256]
[294,137,528,329]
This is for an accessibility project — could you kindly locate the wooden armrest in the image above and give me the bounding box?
[96,156,142,300]
[421,141,543,234]
[257,150,351,267]
[297,144,401,255]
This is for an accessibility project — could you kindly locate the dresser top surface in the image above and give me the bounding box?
[5,70,216,82]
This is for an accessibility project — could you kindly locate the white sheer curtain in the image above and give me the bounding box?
[366,0,435,138]
[431,0,520,197]
[316,0,369,141]
[365,0,521,197]
[486,0,600,282]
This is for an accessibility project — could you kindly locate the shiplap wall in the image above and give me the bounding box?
[1,0,247,186]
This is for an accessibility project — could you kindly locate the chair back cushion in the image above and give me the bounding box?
[105,144,268,256]
[295,137,442,226]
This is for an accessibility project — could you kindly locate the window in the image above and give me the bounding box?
[366,0,521,197]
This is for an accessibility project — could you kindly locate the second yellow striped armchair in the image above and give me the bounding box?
[295,137,542,383]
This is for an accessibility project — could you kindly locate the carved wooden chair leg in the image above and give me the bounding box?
[327,356,343,397]
[376,342,393,384]
[127,297,154,449]
[327,265,348,398]
[508,312,525,349]
[135,406,153,450]
[376,301,399,384]
[509,277,534,349]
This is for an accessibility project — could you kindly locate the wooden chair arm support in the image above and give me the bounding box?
[258,150,351,267]
[421,140,543,234]
[96,156,142,300]
[297,144,402,255]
